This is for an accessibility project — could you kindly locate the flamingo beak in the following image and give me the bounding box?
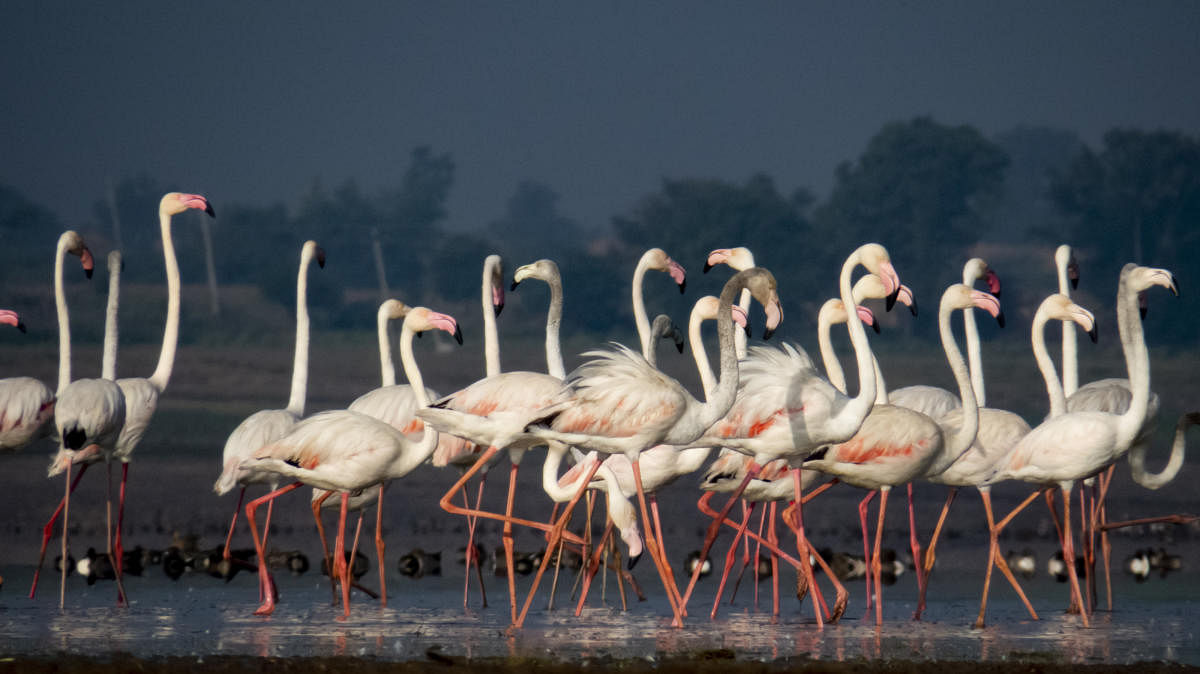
[985,269,1002,298]
[452,326,463,345]
[316,248,326,269]
[762,299,783,341]
[704,249,729,274]
[1139,292,1148,320]
[996,311,1006,328]
[628,552,642,570]
[1088,324,1098,343]
[878,261,900,311]
[493,286,505,317]
[899,285,917,317]
[667,259,687,293]
[80,248,94,279]
[1068,258,1080,289]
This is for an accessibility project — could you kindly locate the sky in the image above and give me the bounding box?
[3,1,1199,232]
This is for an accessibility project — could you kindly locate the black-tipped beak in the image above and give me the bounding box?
[678,279,686,294]
[908,298,918,317]
[17,321,26,334]
[1171,279,1180,297]
[1088,325,1098,343]
[885,287,899,312]
[494,303,504,317]
[627,552,642,570]
[205,203,216,218]
[510,279,521,291]
[870,320,881,334]
[674,338,684,354]
[996,312,1006,329]
[453,327,464,345]
[316,249,326,269]
[1070,276,1079,290]
[743,323,751,338]
[84,268,93,280]
[1140,306,1148,320]
[702,262,713,273]
[762,326,775,341]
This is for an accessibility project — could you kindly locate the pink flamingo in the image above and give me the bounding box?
[238,306,462,616]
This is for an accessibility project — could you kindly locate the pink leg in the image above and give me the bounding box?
[906,483,924,620]
[59,461,72,610]
[680,461,761,613]
[223,487,247,560]
[649,495,683,611]
[630,458,684,626]
[915,487,956,621]
[311,490,337,604]
[31,463,89,599]
[574,516,614,615]
[768,502,780,617]
[116,462,128,578]
[502,461,519,623]
[858,491,877,615]
[787,468,830,625]
[711,501,756,619]
[1061,485,1089,627]
[462,475,488,608]
[375,483,387,606]
[246,482,302,615]
[871,487,890,626]
[335,492,352,618]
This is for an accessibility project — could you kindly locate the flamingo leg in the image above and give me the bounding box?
[514,458,601,628]
[700,492,808,573]
[681,461,761,613]
[976,488,1043,629]
[335,492,352,618]
[630,458,683,625]
[31,462,89,600]
[375,482,387,607]
[857,490,877,616]
[871,487,889,626]
[223,487,247,560]
[311,490,337,605]
[105,461,128,607]
[246,481,302,615]
[711,501,756,619]
[574,515,614,615]
[905,483,923,621]
[462,475,488,608]
[502,461,519,623]
[746,502,767,609]
[768,501,779,618]
[116,462,128,580]
[1061,485,1089,627]
[786,468,826,626]
[649,495,683,610]
[59,461,71,610]
[915,487,956,621]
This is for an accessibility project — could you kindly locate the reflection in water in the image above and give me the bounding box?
[4,565,1198,666]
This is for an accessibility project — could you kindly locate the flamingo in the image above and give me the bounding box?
[213,240,324,583]
[238,306,463,616]
[918,293,1098,623]
[803,283,1001,625]
[32,194,214,599]
[41,231,127,608]
[0,234,94,454]
[974,264,1177,629]
[680,244,902,626]
[523,267,784,628]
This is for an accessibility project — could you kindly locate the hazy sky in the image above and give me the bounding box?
[3,2,1199,232]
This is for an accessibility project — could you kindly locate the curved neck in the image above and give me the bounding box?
[1031,307,1068,417]
[54,238,72,393]
[1129,414,1190,490]
[632,257,652,357]
[376,306,396,388]
[285,247,315,416]
[482,258,501,378]
[735,288,751,359]
[689,307,718,398]
[870,353,888,404]
[543,268,566,380]
[940,299,979,456]
[102,257,120,381]
[1058,256,1079,396]
[149,209,181,391]
[837,250,878,424]
[1115,273,1151,447]
[672,274,745,440]
[540,443,576,502]
[962,308,986,406]
[817,302,847,394]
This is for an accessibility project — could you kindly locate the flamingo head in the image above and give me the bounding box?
[620,522,644,570]
[650,314,685,353]
[703,247,755,273]
[856,244,900,310]
[1041,294,1098,344]
[405,307,463,344]
[693,295,750,337]
[160,192,215,218]
[302,240,325,269]
[729,268,782,340]
[948,285,1005,328]
[1126,264,1178,304]
[60,230,94,279]
[379,298,411,323]
[483,254,504,316]
[510,258,560,293]
[852,274,917,317]
[0,309,24,333]
[644,248,687,293]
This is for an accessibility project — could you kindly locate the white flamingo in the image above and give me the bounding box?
[974,264,1177,629]
[238,306,462,616]
[213,240,324,577]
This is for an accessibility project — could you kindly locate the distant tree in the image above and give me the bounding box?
[990,125,1084,242]
[0,183,61,283]
[292,178,381,291]
[488,180,583,261]
[1050,128,1200,280]
[814,117,1009,300]
[430,232,496,303]
[380,146,456,300]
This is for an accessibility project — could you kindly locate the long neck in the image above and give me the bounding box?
[836,251,878,427]
[673,275,744,440]
[1129,414,1190,490]
[397,324,439,464]
[285,247,314,416]
[817,303,847,394]
[1058,257,1079,397]
[1031,308,1068,417]
[543,269,566,379]
[102,258,120,381]
[149,209,180,391]
[482,259,501,378]
[940,300,979,456]
[54,239,72,393]
[540,443,575,502]
[735,288,751,359]
[1115,274,1152,448]
[689,307,718,398]
[632,259,652,357]
[962,307,986,406]
[870,353,888,404]
[376,307,396,388]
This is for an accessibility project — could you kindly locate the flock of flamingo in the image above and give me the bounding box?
[1,191,1195,634]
